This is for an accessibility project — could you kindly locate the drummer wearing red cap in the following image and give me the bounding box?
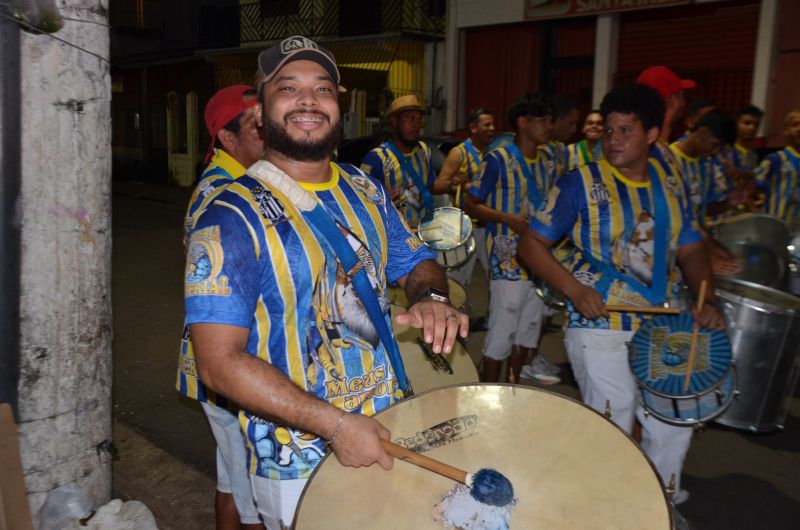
[636,66,696,142]
[178,85,266,530]
[183,85,264,242]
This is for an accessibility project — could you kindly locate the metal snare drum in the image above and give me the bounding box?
[628,313,736,426]
[714,213,789,289]
[714,277,800,432]
[417,207,475,269]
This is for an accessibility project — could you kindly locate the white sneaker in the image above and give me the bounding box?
[533,354,561,375]
[520,358,561,385]
[672,489,690,505]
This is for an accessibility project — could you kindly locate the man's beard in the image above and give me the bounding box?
[263,110,342,162]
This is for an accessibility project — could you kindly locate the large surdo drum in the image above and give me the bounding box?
[293,385,673,529]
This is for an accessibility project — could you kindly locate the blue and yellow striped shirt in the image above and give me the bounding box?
[567,139,604,172]
[531,158,701,332]
[184,161,434,480]
[360,140,435,226]
[177,149,250,408]
[539,140,569,179]
[754,146,800,226]
[470,145,555,281]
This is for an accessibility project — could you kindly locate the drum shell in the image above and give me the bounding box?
[714,277,800,432]
[714,214,789,289]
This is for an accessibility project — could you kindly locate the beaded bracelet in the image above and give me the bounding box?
[326,411,346,448]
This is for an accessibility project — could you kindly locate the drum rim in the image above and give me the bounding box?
[418,206,474,248]
[291,383,674,530]
[715,276,800,315]
[638,366,738,426]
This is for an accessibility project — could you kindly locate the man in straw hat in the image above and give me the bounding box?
[361,94,449,227]
[184,36,468,529]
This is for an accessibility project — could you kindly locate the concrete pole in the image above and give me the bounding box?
[750,0,779,136]
[17,0,112,515]
[592,14,619,109]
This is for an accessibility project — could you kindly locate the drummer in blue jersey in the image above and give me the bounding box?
[178,85,265,530]
[668,109,737,223]
[754,108,800,228]
[518,84,725,505]
[185,36,469,529]
[434,106,496,286]
[360,94,449,227]
[465,92,560,385]
[540,94,578,179]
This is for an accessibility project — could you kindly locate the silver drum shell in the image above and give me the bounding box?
[714,277,800,432]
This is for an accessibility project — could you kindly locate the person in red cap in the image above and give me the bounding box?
[636,65,696,142]
[638,66,739,276]
[177,85,265,530]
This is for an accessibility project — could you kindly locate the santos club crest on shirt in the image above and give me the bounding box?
[252,186,286,222]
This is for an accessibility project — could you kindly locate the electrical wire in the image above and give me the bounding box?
[0,11,109,64]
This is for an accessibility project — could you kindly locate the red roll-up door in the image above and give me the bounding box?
[464,22,543,131]
[616,0,760,115]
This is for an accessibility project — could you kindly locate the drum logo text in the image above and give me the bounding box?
[393,415,478,452]
[649,327,709,379]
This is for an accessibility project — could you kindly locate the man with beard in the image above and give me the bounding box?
[518,83,724,505]
[361,94,448,227]
[184,36,468,529]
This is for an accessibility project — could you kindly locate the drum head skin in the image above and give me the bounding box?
[293,385,671,530]
[629,313,732,396]
[418,207,473,250]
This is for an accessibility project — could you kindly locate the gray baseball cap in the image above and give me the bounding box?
[257,36,340,87]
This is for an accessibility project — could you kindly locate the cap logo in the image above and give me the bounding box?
[280,36,319,55]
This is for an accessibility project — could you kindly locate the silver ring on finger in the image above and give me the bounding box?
[446,312,457,321]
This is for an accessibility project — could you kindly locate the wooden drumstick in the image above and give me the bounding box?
[605,305,680,315]
[454,182,462,208]
[683,280,708,393]
[381,439,514,507]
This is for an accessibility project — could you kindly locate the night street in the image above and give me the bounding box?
[111,181,800,530]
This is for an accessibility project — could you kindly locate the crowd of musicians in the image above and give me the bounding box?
[177,35,800,529]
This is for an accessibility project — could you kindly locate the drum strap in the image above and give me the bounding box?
[250,160,412,396]
[583,161,670,306]
[578,140,591,165]
[505,142,542,210]
[385,141,435,212]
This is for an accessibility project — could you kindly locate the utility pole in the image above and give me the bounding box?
[14,0,112,515]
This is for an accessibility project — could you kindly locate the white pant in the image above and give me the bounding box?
[251,474,307,530]
[564,328,693,492]
[483,280,544,360]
